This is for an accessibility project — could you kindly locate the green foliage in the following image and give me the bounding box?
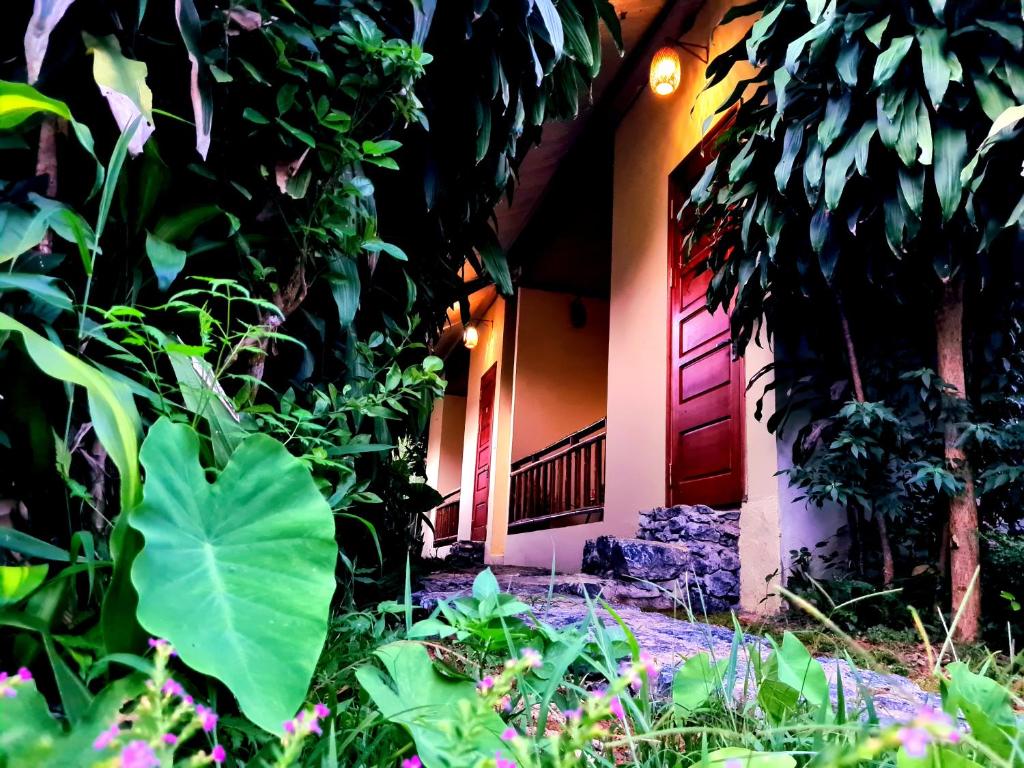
[694,0,1024,347]
[0,0,619,747]
[129,418,337,732]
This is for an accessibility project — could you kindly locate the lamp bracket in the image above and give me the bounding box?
[667,38,710,64]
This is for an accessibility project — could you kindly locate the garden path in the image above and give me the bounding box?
[416,566,934,723]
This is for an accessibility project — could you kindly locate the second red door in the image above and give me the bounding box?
[471,364,497,542]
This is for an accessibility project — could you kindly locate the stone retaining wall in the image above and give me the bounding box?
[582,505,741,612]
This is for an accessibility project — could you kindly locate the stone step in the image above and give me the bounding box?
[582,535,739,613]
[443,540,485,567]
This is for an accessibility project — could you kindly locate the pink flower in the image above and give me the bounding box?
[477,676,495,693]
[724,761,744,768]
[162,734,178,745]
[563,707,582,721]
[16,667,31,682]
[119,740,159,768]
[916,706,953,728]
[898,726,932,759]
[495,752,516,768]
[211,745,226,764]
[499,695,512,712]
[314,703,331,719]
[161,678,184,698]
[196,705,218,732]
[283,719,296,734]
[639,651,658,679]
[608,696,625,721]
[501,726,517,741]
[309,720,322,736]
[401,757,422,768]
[520,648,542,669]
[93,723,120,751]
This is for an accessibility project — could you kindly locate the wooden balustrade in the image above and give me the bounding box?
[433,490,460,545]
[508,419,606,533]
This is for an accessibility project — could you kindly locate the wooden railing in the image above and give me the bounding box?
[508,419,606,533]
[433,490,460,545]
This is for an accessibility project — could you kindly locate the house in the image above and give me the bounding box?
[421,0,845,614]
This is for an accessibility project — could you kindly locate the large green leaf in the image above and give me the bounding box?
[0,565,48,605]
[672,652,726,715]
[942,662,1020,760]
[0,80,70,128]
[770,632,831,718]
[355,641,507,768]
[129,418,337,733]
[83,33,155,154]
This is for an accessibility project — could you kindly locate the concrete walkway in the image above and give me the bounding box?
[416,566,933,722]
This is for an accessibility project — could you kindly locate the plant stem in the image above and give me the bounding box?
[836,291,895,585]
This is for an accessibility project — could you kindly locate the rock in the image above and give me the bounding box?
[414,566,936,723]
[704,569,740,599]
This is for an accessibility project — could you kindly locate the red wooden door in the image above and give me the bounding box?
[471,364,498,542]
[667,124,744,508]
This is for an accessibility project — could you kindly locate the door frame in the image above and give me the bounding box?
[471,362,498,542]
[665,113,745,508]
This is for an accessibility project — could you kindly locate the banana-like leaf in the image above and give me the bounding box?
[0,565,48,605]
[934,123,968,222]
[0,79,70,128]
[174,0,213,159]
[23,0,77,83]
[83,33,155,155]
[129,418,336,733]
[0,313,140,508]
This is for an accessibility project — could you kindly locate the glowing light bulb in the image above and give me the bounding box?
[650,46,682,96]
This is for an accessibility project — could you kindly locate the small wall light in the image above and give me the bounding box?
[649,40,710,97]
[650,46,682,96]
[463,323,479,350]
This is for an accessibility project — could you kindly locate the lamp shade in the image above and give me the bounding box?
[463,323,479,349]
[650,46,682,96]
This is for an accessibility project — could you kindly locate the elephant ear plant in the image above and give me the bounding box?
[691,0,1024,642]
[129,418,337,733]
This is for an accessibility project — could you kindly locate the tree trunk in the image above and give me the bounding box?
[837,294,895,585]
[935,278,981,644]
[35,116,61,252]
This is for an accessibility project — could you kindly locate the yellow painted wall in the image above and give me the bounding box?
[423,394,466,553]
[511,289,609,462]
[437,396,466,495]
[455,297,515,561]
[604,0,783,611]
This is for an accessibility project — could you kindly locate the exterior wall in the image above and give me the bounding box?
[455,297,516,562]
[777,415,849,579]
[501,289,611,568]
[604,0,786,613]
[422,394,467,554]
[437,396,466,494]
[510,289,609,462]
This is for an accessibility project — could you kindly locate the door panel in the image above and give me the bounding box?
[471,364,497,541]
[668,119,744,508]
